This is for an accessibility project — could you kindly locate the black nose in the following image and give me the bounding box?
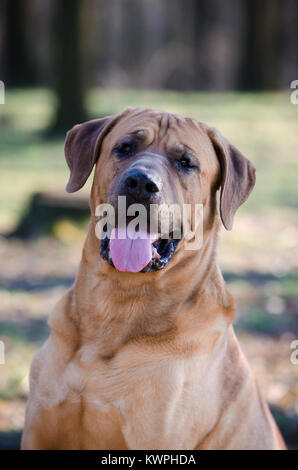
[124,170,160,200]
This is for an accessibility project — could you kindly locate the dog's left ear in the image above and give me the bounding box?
[207,127,256,230]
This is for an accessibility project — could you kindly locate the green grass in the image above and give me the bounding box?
[0,87,298,244]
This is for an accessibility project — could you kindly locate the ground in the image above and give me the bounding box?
[0,89,297,449]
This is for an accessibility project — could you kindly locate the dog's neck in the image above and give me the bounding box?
[62,216,234,358]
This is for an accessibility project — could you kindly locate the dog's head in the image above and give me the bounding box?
[65,107,255,273]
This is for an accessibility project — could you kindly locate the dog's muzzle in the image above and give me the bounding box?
[99,154,180,273]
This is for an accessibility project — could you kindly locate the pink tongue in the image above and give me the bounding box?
[110,228,157,273]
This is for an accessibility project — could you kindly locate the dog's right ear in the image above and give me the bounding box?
[64,108,136,193]
[64,116,115,193]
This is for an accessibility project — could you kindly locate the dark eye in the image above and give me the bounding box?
[177,155,197,171]
[113,141,135,157]
[119,143,132,154]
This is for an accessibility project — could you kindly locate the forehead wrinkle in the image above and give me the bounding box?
[163,130,182,156]
[157,113,171,141]
[110,110,202,153]
[162,116,193,150]
[155,113,186,151]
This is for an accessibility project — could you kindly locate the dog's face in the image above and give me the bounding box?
[65,107,256,273]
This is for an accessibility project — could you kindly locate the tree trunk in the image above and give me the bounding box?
[0,0,38,87]
[49,0,88,134]
[239,0,283,90]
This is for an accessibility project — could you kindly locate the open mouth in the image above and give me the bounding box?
[100,228,179,273]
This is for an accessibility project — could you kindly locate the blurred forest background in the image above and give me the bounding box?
[0,0,297,449]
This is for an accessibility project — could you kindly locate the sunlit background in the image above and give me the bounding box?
[0,0,297,449]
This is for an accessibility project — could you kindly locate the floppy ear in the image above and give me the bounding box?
[207,127,256,230]
[64,116,117,193]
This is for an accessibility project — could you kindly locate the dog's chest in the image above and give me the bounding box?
[43,357,129,449]
[39,349,212,450]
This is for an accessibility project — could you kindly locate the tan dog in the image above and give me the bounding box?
[22,107,285,450]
